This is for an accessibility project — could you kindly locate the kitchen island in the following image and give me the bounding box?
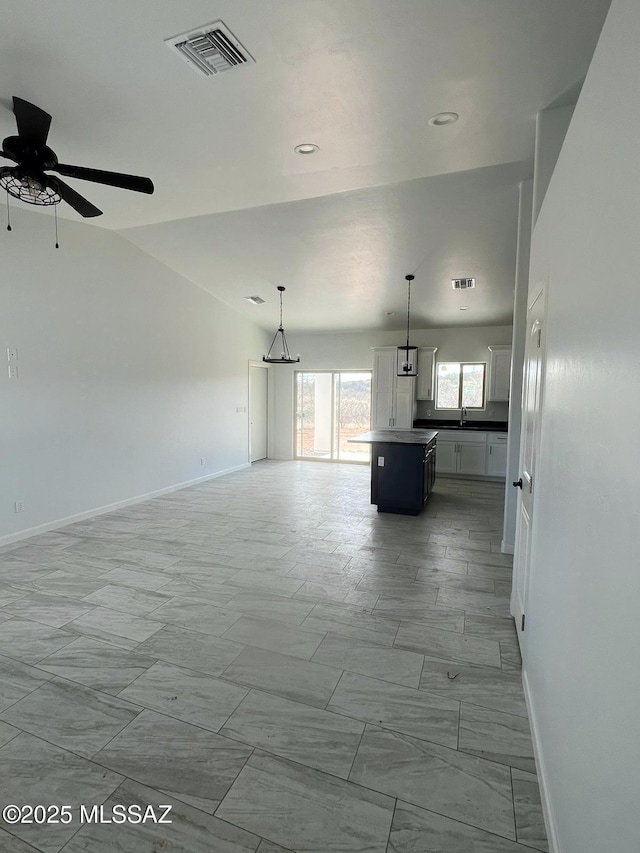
[348,429,438,515]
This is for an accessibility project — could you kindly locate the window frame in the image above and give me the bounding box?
[435,361,487,410]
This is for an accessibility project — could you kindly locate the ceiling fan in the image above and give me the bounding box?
[0,96,154,218]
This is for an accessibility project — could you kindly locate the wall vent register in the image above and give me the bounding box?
[452,278,476,290]
[165,21,255,77]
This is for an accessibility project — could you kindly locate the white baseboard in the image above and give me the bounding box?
[501,540,515,554]
[0,463,251,548]
[522,667,561,853]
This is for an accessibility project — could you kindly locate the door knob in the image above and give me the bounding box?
[512,478,523,489]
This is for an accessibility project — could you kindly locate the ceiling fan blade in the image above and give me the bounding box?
[53,164,154,194]
[13,96,52,146]
[49,176,102,218]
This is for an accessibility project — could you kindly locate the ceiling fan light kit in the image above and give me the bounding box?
[1,96,154,245]
[263,286,300,364]
[397,273,418,377]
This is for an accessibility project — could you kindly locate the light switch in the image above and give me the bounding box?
[377,456,385,466]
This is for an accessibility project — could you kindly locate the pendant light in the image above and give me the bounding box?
[263,286,300,364]
[397,274,418,376]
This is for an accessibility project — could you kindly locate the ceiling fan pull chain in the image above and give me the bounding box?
[6,191,11,232]
[54,205,59,249]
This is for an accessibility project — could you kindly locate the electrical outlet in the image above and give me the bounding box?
[14,499,25,513]
[427,409,432,416]
[200,458,206,466]
[8,365,18,379]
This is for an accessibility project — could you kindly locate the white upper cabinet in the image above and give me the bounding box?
[487,345,512,402]
[372,347,416,429]
[416,347,438,400]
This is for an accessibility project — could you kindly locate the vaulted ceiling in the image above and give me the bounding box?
[0,0,611,330]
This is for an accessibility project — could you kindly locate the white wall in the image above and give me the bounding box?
[522,1,639,850]
[1,205,270,541]
[271,325,512,459]
[532,104,575,226]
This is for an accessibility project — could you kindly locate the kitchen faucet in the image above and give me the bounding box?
[459,407,467,427]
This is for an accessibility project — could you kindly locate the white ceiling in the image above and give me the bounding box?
[0,0,611,330]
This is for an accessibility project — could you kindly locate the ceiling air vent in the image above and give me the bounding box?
[245,296,265,305]
[165,21,255,77]
[452,278,476,290]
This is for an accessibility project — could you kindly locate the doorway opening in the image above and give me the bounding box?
[249,363,268,463]
[294,371,372,463]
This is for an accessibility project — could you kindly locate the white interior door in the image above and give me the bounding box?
[512,286,546,652]
[249,364,268,463]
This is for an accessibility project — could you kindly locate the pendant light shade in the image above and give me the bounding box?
[263,286,300,364]
[397,274,418,376]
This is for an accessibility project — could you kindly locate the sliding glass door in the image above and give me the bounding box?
[294,371,371,462]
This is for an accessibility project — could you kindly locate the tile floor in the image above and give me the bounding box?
[0,461,549,852]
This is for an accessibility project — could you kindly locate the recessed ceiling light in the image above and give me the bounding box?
[385,311,395,316]
[294,143,319,154]
[459,306,469,311]
[245,296,265,305]
[429,112,459,127]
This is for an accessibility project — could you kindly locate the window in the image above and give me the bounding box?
[436,362,486,409]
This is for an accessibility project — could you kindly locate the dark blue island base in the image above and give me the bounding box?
[348,429,438,516]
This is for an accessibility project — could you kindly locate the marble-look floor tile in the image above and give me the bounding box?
[293,580,377,608]
[0,589,28,607]
[374,598,465,632]
[388,800,531,852]
[118,660,248,730]
[437,588,511,618]
[512,769,549,851]
[82,583,171,615]
[97,566,173,591]
[419,660,528,717]
[0,653,54,711]
[464,613,518,641]
[65,606,164,650]
[3,593,95,628]
[0,560,56,584]
[9,569,106,598]
[501,637,523,671]
[36,637,156,695]
[136,624,244,676]
[222,646,342,708]
[220,689,364,778]
[459,703,535,772]
[216,750,394,853]
[0,828,42,852]
[0,618,75,664]
[350,725,515,839]
[94,708,253,813]
[257,840,293,852]
[222,614,326,660]
[223,591,315,625]
[61,778,261,853]
[312,633,424,688]
[0,677,140,758]
[327,671,459,748]
[226,569,305,597]
[0,719,21,747]
[0,733,123,853]
[149,597,244,636]
[301,611,396,647]
[395,622,502,669]
[157,576,239,606]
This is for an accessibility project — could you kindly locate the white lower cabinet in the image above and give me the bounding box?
[487,433,508,477]
[435,430,507,478]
